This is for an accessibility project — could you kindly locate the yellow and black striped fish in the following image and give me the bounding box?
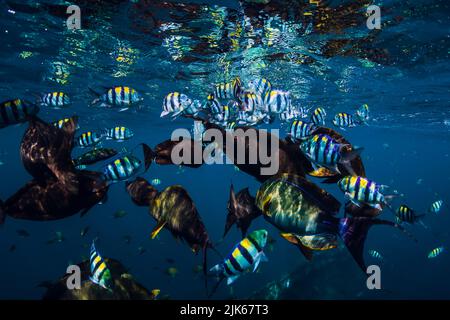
[214,77,241,100]
[75,131,103,148]
[210,229,268,285]
[40,92,70,108]
[0,99,39,129]
[90,241,114,291]
[396,205,424,224]
[103,154,141,182]
[338,176,388,210]
[333,112,357,128]
[91,86,142,108]
[103,126,134,141]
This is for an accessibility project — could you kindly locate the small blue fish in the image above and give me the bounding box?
[368,249,383,260]
[161,92,192,118]
[428,246,444,259]
[356,104,369,123]
[103,155,141,182]
[40,92,70,108]
[310,107,326,126]
[333,112,357,128]
[288,120,315,141]
[151,178,161,186]
[103,126,134,141]
[91,86,142,109]
[429,200,443,214]
[75,131,103,148]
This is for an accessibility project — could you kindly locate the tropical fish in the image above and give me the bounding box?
[103,126,134,141]
[356,104,369,123]
[214,77,241,100]
[428,246,444,259]
[254,175,406,270]
[429,200,443,214]
[368,249,383,260]
[241,92,262,113]
[91,86,142,109]
[310,107,326,126]
[247,78,271,99]
[300,134,363,175]
[288,120,316,141]
[150,289,160,299]
[39,92,70,108]
[151,178,161,186]
[210,229,269,285]
[0,99,39,129]
[332,112,357,128]
[52,117,80,130]
[205,94,222,115]
[279,107,303,122]
[396,205,425,224]
[161,92,192,118]
[75,131,103,148]
[265,90,291,113]
[73,148,118,167]
[113,210,127,218]
[103,155,142,182]
[16,229,30,237]
[338,176,396,211]
[89,241,114,291]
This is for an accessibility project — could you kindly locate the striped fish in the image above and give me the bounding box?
[396,205,424,224]
[103,126,134,141]
[161,92,192,118]
[368,249,383,260]
[90,241,114,291]
[40,92,70,108]
[279,107,305,123]
[52,117,79,130]
[92,86,142,108]
[338,176,390,210]
[266,90,291,114]
[333,112,357,128]
[103,154,141,182]
[206,94,222,115]
[213,77,241,100]
[210,229,268,285]
[300,134,363,173]
[356,104,369,123]
[0,99,39,129]
[248,78,271,99]
[429,200,443,214]
[75,131,103,148]
[288,120,315,141]
[428,246,444,259]
[310,107,326,126]
[241,92,262,113]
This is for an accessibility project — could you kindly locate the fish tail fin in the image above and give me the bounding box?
[224,184,238,237]
[338,217,416,272]
[342,146,364,163]
[141,143,155,171]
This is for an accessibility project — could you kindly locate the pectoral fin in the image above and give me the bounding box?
[150,220,167,239]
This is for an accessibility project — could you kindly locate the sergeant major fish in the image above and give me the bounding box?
[288,120,316,141]
[90,241,114,291]
[210,229,268,285]
[75,131,103,148]
[103,126,134,141]
[338,176,396,211]
[161,92,192,118]
[300,134,363,175]
[103,154,142,182]
[91,86,142,110]
[39,92,70,108]
[0,99,39,129]
[333,112,357,129]
[310,107,326,126]
[214,77,241,100]
[395,205,425,225]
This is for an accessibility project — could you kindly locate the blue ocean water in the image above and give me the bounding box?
[0,0,449,299]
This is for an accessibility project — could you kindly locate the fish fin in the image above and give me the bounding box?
[338,217,416,272]
[119,108,129,112]
[160,110,170,118]
[280,233,313,261]
[226,275,239,285]
[141,143,155,171]
[150,220,167,239]
[252,252,267,272]
[224,184,238,237]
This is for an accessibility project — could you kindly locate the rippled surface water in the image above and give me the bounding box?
[0,0,449,299]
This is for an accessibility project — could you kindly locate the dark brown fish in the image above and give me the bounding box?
[20,116,79,191]
[126,177,212,274]
[225,184,262,238]
[41,258,155,300]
